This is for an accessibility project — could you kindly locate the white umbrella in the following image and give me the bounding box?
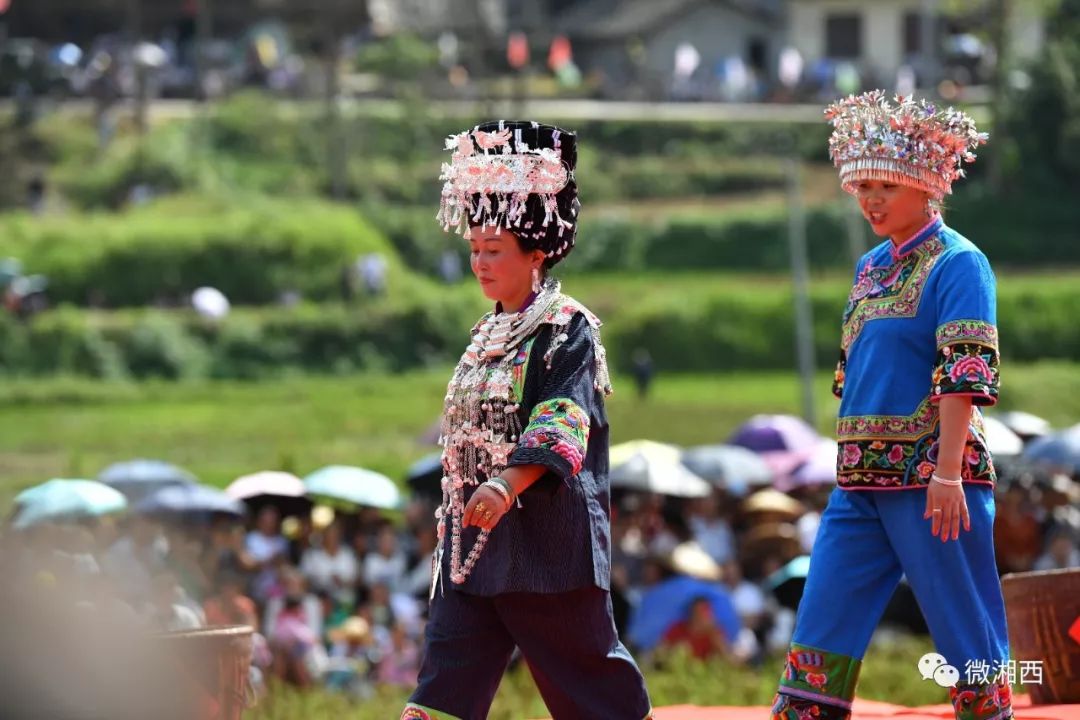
[982,416,1024,457]
[304,465,402,510]
[995,411,1052,440]
[226,471,306,500]
[609,440,711,498]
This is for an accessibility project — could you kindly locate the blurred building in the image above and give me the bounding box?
[368,0,507,36]
[786,0,1045,92]
[787,0,940,89]
[556,0,783,99]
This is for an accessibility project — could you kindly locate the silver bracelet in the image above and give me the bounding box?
[482,479,513,510]
[931,473,963,487]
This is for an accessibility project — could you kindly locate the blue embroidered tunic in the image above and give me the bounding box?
[832,216,1000,490]
[441,296,614,595]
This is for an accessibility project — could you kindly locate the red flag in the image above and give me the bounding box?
[1069,616,1080,647]
[507,32,529,70]
[548,35,572,71]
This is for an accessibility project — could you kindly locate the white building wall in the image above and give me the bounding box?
[788,0,926,81]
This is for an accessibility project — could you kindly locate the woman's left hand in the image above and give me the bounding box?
[924,477,971,542]
[463,485,510,531]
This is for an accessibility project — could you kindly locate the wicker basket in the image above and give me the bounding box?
[1002,568,1080,705]
[153,625,255,720]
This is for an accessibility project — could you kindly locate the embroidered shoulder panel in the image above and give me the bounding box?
[542,294,612,397]
[841,238,944,351]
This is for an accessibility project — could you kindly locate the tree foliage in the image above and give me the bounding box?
[1001,0,1080,187]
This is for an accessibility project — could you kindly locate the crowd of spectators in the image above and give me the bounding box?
[3,454,1076,706]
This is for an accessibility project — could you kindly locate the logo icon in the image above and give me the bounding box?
[918,652,960,688]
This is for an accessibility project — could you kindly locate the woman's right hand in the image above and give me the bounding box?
[924,478,971,542]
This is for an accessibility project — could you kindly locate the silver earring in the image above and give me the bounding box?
[531,267,541,294]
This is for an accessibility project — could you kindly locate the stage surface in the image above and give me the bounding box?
[631,696,1080,720]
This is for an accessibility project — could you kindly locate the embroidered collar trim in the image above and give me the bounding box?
[892,215,943,260]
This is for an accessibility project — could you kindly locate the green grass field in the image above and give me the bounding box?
[2,361,1078,509]
[248,633,981,719]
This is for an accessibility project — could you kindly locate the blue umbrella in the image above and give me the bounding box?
[682,444,774,495]
[304,465,402,510]
[627,575,741,652]
[405,453,444,497]
[765,555,811,610]
[13,479,128,529]
[1022,424,1080,474]
[134,483,245,519]
[97,459,197,501]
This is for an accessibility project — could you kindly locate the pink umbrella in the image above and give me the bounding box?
[762,449,815,489]
[776,440,838,491]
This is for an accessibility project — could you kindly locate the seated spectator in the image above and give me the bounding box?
[363,525,407,592]
[203,572,258,628]
[165,528,212,607]
[102,516,168,603]
[661,597,728,661]
[325,616,378,699]
[203,521,254,581]
[142,570,202,632]
[402,526,437,599]
[365,581,397,632]
[994,482,1044,573]
[724,560,768,662]
[263,567,323,643]
[246,507,289,605]
[300,521,359,606]
[1034,526,1080,571]
[689,492,735,565]
[376,621,421,687]
[268,595,328,688]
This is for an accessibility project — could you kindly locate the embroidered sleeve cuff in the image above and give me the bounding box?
[935,319,998,349]
[931,342,1000,406]
[508,398,589,478]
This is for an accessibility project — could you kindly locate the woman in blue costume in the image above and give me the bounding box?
[771,92,1012,720]
[401,121,653,720]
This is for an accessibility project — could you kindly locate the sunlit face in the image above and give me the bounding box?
[468,225,544,305]
[852,180,932,241]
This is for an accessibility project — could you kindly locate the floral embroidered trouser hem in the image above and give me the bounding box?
[771,643,861,720]
[401,703,460,720]
[950,681,1015,720]
[774,486,1013,720]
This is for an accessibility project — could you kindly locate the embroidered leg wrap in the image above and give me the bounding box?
[949,679,1014,720]
[771,643,861,720]
[401,702,463,720]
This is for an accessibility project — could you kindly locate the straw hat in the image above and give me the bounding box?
[328,616,371,645]
[741,489,805,519]
[739,522,803,564]
[661,541,723,582]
